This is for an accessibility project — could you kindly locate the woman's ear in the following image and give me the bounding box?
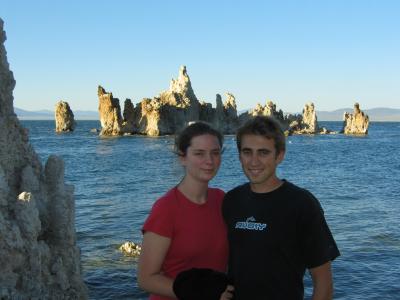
[178,151,186,165]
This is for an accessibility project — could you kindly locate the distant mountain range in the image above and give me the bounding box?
[314,107,400,121]
[240,107,400,121]
[15,108,98,120]
[15,107,400,121]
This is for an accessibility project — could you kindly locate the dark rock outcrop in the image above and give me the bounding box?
[122,98,135,134]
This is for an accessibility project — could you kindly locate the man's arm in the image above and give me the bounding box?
[309,261,333,300]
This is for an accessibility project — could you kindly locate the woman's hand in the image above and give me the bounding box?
[220,284,234,300]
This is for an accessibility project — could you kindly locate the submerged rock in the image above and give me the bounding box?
[119,241,141,257]
[0,18,87,299]
[341,103,369,134]
[55,100,76,132]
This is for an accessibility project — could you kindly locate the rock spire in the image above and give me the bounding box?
[341,103,369,134]
[0,18,87,299]
[55,100,76,132]
[98,85,123,136]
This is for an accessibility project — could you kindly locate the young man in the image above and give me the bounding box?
[222,116,340,300]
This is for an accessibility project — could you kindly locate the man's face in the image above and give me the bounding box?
[239,134,285,192]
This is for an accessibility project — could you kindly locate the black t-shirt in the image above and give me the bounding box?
[222,180,340,300]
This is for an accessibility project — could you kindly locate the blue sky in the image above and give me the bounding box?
[2,0,400,113]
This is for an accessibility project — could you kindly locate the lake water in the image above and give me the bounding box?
[21,120,400,299]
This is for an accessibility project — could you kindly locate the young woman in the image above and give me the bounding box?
[137,122,232,300]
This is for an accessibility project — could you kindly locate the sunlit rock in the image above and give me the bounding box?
[98,85,123,136]
[133,65,201,136]
[289,102,320,134]
[55,100,76,132]
[119,241,141,257]
[341,103,369,134]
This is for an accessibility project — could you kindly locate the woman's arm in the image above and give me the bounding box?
[137,231,176,298]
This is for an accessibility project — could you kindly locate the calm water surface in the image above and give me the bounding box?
[22,120,400,299]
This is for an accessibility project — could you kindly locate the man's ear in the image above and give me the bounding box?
[276,150,285,164]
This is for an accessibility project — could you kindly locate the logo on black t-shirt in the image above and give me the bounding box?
[235,216,267,231]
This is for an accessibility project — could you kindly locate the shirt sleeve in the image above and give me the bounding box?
[142,196,175,238]
[299,192,340,269]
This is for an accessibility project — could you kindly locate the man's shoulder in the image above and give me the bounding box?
[283,181,323,211]
[283,180,315,197]
[226,183,249,197]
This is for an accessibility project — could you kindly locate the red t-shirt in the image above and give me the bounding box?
[142,186,229,300]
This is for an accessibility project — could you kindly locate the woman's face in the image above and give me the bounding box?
[180,134,222,183]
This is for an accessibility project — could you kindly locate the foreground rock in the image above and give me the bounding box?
[341,103,369,134]
[55,100,76,132]
[0,19,87,299]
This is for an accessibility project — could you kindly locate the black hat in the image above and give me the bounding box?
[173,268,229,300]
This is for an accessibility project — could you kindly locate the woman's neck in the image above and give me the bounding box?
[177,177,208,204]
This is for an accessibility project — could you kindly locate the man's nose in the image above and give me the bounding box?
[249,153,260,165]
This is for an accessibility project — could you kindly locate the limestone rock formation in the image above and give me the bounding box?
[55,101,76,132]
[133,66,201,136]
[341,103,369,134]
[96,66,337,136]
[214,93,239,134]
[0,18,87,299]
[288,102,319,134]
[302,102,318,132]
[238,100,288,131]
[122,98,135,134]
[239,101,334,135]
[98,86,123,136]
[250,100,285,121]
[98,66,242,136]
